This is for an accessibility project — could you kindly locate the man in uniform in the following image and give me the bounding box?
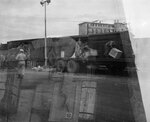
[16,49,27,78]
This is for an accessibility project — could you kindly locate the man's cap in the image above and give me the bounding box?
[20,49,24,52]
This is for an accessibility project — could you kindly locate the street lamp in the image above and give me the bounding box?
[40,0,51,67]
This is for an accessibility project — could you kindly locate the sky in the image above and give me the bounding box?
[0,0,138,43]
[123,0,150,38]
[0,0,150,43]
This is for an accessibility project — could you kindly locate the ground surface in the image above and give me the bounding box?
[0,69,146,122]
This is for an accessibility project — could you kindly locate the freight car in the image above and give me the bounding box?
[55,31,135,73]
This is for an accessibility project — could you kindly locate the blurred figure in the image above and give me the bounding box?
[15,49,27,78]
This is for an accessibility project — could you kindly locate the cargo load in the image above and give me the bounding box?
[54,31,135,73]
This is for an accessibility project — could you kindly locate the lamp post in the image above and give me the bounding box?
[40,0,51,67]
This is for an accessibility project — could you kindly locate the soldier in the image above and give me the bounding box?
[15,49,27,78]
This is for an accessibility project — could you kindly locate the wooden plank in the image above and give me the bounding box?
[12,86,19,96]
[0,90,5,101]
[79,81,96,120]
[11,94,18,108]
[10,79,21,113]
[0,83,5,90]
[0,71,7,105]
[82,81,96,88]
[86,88,96,114]
[32,83,53,109]
[13,79,20,88]
[49,74,76,122]
[62,74,76,115]
[8,90,35,122]
[0,69,21,115]
[30,83,53,122]
[52,73,105,82]
[79,88,87,114]
[73,82,82,122]
[0,71,7,82]
[48,82,64,121]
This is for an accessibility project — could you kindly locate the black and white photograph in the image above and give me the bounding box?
[0,0,149,122]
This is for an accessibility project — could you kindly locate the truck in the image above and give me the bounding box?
[55,31,135,73]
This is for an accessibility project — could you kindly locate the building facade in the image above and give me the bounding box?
[79,21,128,35]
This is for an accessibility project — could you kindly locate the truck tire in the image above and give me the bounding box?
[56,59,66,72]
[67,60,79,73]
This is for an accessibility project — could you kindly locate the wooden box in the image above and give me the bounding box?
[109,48,122,59]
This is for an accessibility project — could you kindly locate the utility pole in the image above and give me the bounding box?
[40,0,51,67]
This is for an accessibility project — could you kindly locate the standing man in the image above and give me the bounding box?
[16,49,27,78]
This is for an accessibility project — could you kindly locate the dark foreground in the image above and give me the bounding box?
[0,69,146,122]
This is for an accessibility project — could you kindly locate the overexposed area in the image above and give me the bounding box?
[123,0,150,120]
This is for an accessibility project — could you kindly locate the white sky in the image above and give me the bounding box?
[123,0,150,38]
[0,0,150,43]
[0,0,137,43]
